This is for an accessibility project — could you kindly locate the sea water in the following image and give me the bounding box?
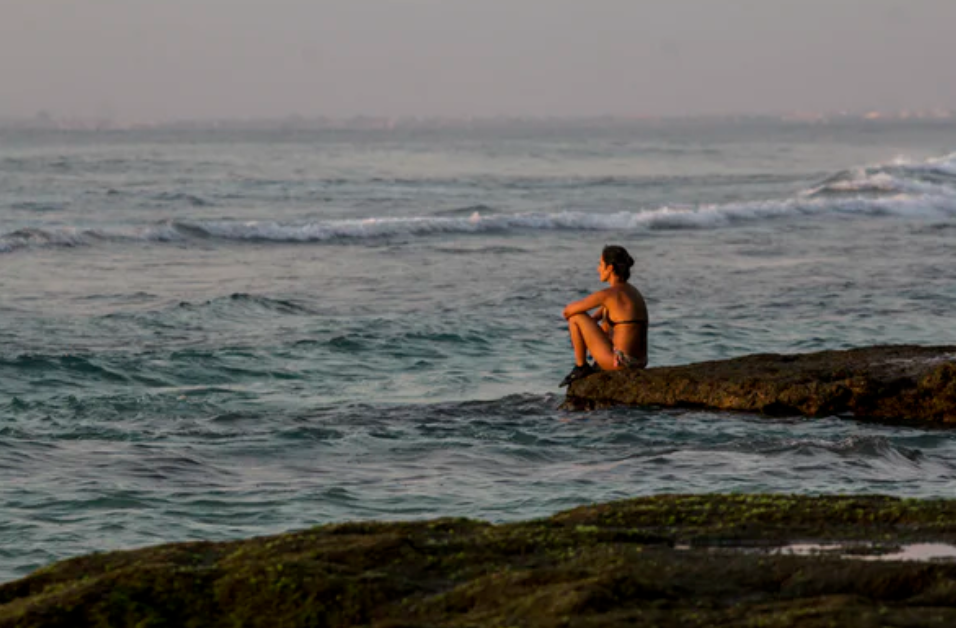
[1,120,955,582]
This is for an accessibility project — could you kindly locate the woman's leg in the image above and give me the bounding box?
[567,314,616,370]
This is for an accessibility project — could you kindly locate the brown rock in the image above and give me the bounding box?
[562,344,956,422]
[9,494,956,627]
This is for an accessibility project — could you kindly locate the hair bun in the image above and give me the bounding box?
[601,245,635,281]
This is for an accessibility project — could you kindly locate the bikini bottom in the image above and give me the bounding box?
[613,349,644,369]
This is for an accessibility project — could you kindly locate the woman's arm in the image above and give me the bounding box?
[562,290,608,320]
[590,306,611,332]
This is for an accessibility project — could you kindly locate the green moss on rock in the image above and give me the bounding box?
[7,494,956,626]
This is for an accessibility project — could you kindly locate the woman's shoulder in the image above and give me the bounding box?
[591,285,616,299]
[619,283,647,308]
[611,282,641,298]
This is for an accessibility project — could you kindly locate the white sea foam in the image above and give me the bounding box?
[2,191,954,254]
[3,150,955,254]
[805,171,956,198]
[169,192,954,243]
[895,151,956,176]
[803,152,956,199]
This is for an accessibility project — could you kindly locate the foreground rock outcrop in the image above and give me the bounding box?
[8,494,956,626]
[563,344,956,422]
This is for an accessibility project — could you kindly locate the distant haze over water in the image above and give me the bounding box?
[2,0,955,120]
[2,113,954,133]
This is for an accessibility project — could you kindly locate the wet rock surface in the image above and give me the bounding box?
[563,344,956,422]
[8,494,956,626]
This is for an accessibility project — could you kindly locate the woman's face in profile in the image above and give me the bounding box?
[597,258,611,282]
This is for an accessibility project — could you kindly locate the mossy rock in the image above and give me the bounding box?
[7,494,956,626]
[564,344,956,424]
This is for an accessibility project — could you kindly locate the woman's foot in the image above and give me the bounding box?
[559,363,594,387]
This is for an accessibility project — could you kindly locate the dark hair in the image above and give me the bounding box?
[602,245,634,281]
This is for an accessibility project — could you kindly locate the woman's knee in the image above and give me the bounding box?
[567,313,588,327]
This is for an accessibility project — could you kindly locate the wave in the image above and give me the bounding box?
[803,152,956,198]
[151,192,213,207]
[0,223,181,253]
[2,196,953,253]
[171,293,317,316]
[9,201,66,213]
[900,151,956,177]
[432,203,499,217]
[95,294,320,335]
[3,152,954,254]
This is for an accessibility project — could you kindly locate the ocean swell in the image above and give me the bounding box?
[3,153,955,254]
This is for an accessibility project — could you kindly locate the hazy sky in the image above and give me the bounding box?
[2,0,954,120]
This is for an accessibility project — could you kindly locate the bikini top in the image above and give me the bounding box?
[607,317,644,329]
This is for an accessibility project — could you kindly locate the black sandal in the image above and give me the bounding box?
[559,363,594,387]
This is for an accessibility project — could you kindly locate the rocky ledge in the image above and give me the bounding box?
[8,494,956,626]
[562,344,956,422]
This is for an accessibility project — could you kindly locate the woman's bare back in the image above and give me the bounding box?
[603,284,648,367]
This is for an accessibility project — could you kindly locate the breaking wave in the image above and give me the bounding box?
[803,152,956,198]
[3,153,955,254]
[2,199,952,254]
[0,224,181,254]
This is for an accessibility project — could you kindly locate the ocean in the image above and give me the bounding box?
[1,119,955,582]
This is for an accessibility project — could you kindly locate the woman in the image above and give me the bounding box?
[559,245,648,387]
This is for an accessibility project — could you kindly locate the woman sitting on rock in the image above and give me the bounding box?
[559,245,648,387]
